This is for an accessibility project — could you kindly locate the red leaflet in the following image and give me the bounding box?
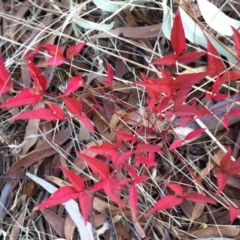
[175,72,210,90]
[0,88,43,108]
[115,131,133,141]
[184,192,216,205]
[229,205,240,223]
[11,101,64,121]
[35,166,91,224]
[91,178,125,208]
[227,109,240,116]
[177,51,206,64]
[215,147,240,194]
[206,38,226,77]
[165,182,184,197]
[12,108,62,121]
[169,139,183,150]
[171,10,185,57]
[173,104,202,118]
[220,70,240,84]
[63,96,83,116]
[129,185,138,216]
[84,142,118,158]
[151,53,177,66]
[147,195,183,215]
[184,128,205,141]
[77,152,110,179]
[45,101,65,120]
[103,62,114,86]
[232,27,240,58]
[66,42,86,59]
[79,114,94,134]
[147,183,216,216]
[36,186,80,209]
[27,58,47,92]
[0,55,11,94]
[34,44,65,66]
[113,151,133,169]
[64,76,84,95]
[135,153,158,169]
[59,166,84,191]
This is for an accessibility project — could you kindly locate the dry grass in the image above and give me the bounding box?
[0,0,240,239]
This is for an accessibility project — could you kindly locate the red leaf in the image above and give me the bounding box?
[45,101,65,120]
[232,27,240,58]
[184,192,216,205]
[222,116,229,130]
[212,94,228,101]
[113,151,133,168]
[115,131,133,141]
[35,44,64,56]
[65,76,84,95]
[135,154,158,168]
[229,205,240,223]
[35,44,65,66]
[171,10,185,56]
[129,185,138,216]
[103,62,114,86]
[226,159,240,175]
[59,166,85,192]
[206,38,225,76]
[216,171,228,195]
[79,114,94,134]
[63,97,82,116]
[227,109,240,116]
[76,152,110,178]
[169,139,183,150]
[212,75,221,95]
[133,176,149,184]
[177,51,206,64]
[102,178,125,208]
[85,142,118,158]
[66,42,86,59]
[151,53,177,66]
[0,55,11,94]
[220,147,232,171]
[136,77,175,96]
[173,104,202,118]
[36,186,79,209]
[44,56,65,66]
[175,72,210,90]
[0,88,43,108]
[78,191,92,224]
[220,70,240,84]
[27,60,47,92]
[165,182,184,197]
[184,128,205,141]
[12,108,62,121]
[147,195,183,215]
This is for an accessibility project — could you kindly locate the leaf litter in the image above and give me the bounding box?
[1,0,240,239]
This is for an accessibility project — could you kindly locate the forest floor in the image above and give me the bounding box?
[0,0,240,239]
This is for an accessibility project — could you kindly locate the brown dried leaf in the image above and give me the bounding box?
[91,23,162,39]
[110,109,127,128]
[41,209,65,238]
[10,210,25,240]
[191,226,240,238]
[21,103,43,154]
[64,213,76,240]
[7,126,70,189]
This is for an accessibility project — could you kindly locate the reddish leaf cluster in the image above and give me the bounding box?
[0,43,94,133]
[147,182,216,215]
